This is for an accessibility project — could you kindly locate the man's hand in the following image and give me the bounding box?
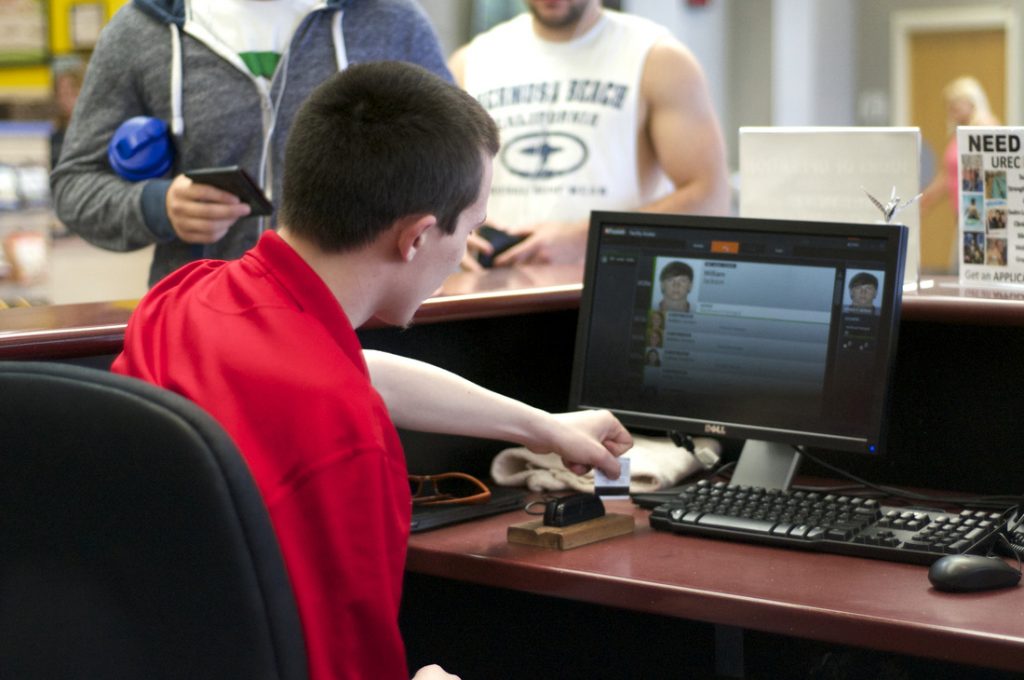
[459,230,493,271]
[528,409,633,479]
[166,174,252,244]
[494,219,588,266]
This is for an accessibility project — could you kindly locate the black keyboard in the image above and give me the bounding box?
[649,480,1014,565]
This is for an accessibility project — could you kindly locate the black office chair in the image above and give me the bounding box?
[0,361,308,680]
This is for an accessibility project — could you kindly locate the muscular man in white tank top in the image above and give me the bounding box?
[450,0,730,267]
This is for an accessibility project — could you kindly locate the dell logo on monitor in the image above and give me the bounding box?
[704,423,727,436]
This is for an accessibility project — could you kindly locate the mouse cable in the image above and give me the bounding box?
[702,459,736,480]
[798,446,1022,510]
[709,454,890,499]
[995,534,1024,572]
[667,431,695,453]
[795,446,1024,511]
[1006,510,1023,533]
[695,448,1017,511]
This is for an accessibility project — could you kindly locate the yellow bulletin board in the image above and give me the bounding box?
[50,0,129,53]
[0,0,128,101]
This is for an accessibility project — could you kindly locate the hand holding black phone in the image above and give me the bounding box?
[185,165,272,216]
[476,225,527,268]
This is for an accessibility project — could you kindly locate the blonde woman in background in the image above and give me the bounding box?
[919,76,1000,269]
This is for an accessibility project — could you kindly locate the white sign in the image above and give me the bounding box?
[957,126,1024,287]
[739,127,921,286]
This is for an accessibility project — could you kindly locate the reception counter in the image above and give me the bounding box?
[5,271,1024,676]
[3,273,1024,494]
[0,264,581,361]
[3,274,1024,361]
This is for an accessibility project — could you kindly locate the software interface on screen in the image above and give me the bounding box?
[572,213,906,458]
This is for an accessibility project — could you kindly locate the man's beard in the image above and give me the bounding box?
[529,1,588,30]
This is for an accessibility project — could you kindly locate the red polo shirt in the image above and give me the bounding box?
[113,231,411,680]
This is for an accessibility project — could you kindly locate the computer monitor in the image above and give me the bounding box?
[569,212,908,490]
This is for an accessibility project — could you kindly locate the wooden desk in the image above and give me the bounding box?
[406,498,1024,674]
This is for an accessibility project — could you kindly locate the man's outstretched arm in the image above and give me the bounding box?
[364,350,631,477]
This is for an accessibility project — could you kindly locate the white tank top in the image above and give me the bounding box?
[463,11,672,229]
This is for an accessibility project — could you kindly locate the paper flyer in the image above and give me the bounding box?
[957,126,1024,286]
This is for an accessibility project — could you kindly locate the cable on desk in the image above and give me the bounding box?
[795,446,1024,511]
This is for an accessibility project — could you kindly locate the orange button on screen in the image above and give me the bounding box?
[711,240,739,254]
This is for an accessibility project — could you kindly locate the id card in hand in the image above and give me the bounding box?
[594,458,630,498]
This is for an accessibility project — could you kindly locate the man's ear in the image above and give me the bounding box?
[395,214,438,263]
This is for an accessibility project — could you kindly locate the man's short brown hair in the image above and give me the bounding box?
[281,61,499,251]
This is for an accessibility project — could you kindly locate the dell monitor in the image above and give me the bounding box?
[569,212,907,490]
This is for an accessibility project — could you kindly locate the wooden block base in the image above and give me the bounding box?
[507,513,635,550]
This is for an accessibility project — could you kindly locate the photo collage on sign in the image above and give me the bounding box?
[961,152,1008,266]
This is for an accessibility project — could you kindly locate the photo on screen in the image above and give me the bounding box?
[642,257,837,411]
[843,270,884,314]
[652,258,699,314]
[646,310,665,348]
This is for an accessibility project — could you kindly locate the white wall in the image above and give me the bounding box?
[772,0,856,125]
[417,0,473,57]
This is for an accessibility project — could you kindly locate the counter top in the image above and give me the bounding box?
[407,498,1024,673]
[3,273,1024,360]
[901,278,1024,325]
[0,264,583,360]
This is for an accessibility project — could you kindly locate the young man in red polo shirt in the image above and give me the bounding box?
[112,61,630,680]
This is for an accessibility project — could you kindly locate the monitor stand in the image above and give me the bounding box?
[728,440,803,491]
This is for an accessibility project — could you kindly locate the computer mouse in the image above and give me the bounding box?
[927,554,1021,593]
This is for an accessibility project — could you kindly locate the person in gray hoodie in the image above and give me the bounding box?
[51,0,452,286]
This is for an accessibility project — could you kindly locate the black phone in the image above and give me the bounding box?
[476,225,527,268]
[185,165,272,216]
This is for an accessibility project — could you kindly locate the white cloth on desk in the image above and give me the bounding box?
[490,434,720,493]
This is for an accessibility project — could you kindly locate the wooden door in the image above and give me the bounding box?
[910,28,1005,274]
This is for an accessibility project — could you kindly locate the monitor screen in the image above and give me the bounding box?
[569,212,907,489]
